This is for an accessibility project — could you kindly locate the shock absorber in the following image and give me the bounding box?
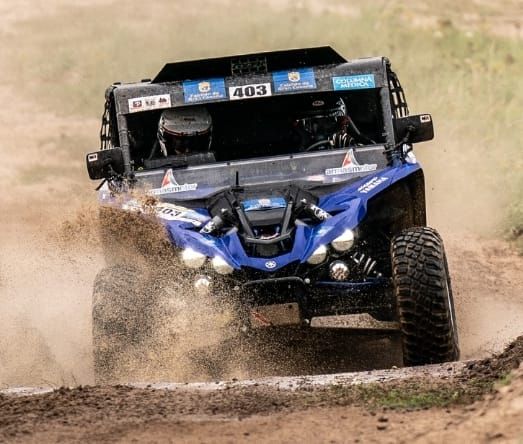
[200,208,232,235]
[351,252,382,278]
[300,199,331,222]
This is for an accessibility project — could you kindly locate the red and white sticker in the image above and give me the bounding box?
[325,149,377,176]
[128,94,171,113]
[229,83,272,100]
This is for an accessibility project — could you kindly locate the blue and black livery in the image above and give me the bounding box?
[87,47,459,380]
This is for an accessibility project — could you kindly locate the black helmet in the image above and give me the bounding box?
[294,97,347,144]
[158,107,212,156]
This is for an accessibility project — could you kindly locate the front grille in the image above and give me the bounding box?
[242,235,295,258]
[240,261,302,281]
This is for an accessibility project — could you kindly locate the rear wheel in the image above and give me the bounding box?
[391,227,459,366]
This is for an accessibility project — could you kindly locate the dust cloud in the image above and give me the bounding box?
[0,208,100,386]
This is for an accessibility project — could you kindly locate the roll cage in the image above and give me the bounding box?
[98,47,410,175]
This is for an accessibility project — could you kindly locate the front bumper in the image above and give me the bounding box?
[237,275,395,323]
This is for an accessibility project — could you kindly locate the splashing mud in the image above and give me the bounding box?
[1,187,522,387]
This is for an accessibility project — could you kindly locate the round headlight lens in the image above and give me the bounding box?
[181,248,206,268]
[212,256,234,275]
[194,275,212,295]
[307,244,328,265]
[329,260,350,281]
[331,229,355,252]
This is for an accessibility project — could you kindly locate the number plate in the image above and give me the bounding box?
[229,83,272,100]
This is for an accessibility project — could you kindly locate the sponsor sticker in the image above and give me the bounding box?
[325,149,377,176]
[272,68,317,92]
[149,169,198,195]
[243,197,286,211]
[155,203,208,226]
[229,83,272,100]
[183,78,227,103]
[332,74,375,91]
[120,200,206,226]
[128,94,171,113]
[357,176,388,194]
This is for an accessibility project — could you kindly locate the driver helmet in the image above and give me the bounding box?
[157,106,212,156]
[294,97,347,144]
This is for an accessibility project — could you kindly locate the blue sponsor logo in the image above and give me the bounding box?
[183,78,226,103]
[272,68,317,92]
[332,74,375,91]
[243,197,287,212]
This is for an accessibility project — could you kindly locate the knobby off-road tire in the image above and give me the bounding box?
[92,265,156,384]
[391,227,460,366]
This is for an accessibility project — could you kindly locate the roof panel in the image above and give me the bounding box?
[152,46,347,83]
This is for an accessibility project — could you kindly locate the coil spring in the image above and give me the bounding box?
[351,252,382,278]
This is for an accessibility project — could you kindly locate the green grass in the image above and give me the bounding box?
[317,376,495,410]
[356,386,461,410]
[496,372,515,388]
[2,0,522,243]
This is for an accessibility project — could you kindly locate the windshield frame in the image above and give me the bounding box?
[136,144,388,200]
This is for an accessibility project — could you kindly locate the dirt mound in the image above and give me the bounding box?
[464,335,523,383]
[2,336,523,443]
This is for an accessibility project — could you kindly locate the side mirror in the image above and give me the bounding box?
[86,148,125,180]
[394,114,434,144]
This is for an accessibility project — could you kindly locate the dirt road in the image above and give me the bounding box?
[1,337,522,443]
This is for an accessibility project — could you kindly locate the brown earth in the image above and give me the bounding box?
[1,337,522,443]
[1,1,523,443]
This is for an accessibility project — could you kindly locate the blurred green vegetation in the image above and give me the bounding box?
[3,1,522,244]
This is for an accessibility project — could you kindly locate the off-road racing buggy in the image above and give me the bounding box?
[86,47,459,382]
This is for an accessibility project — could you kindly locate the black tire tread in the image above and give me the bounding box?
[391,227,459,365]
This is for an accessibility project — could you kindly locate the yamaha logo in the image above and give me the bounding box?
[265,260,277,269]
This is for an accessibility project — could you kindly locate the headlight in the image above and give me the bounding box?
[307,244,328,265]
[331,229,355,252]
[211,256,234,275]
[194,275,212,295]
[181,248,206,268]
[329,260,349,281]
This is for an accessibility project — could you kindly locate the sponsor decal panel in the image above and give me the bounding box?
[272,68,317,92]
[242,197,286,211]
[357,176,388,194]
[325,149,377,176]
[121,199,207,226]
[149,169,198,195]
[332,74,375,91]
[183,78,227,103]
[229,83,272,100]
[154,202,208,226]
[128,94,171,113]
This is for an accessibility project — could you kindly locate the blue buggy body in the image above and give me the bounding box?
[87,48,459,380]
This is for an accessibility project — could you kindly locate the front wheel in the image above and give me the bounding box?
[92,265,155,383]
[391,227,460,366]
